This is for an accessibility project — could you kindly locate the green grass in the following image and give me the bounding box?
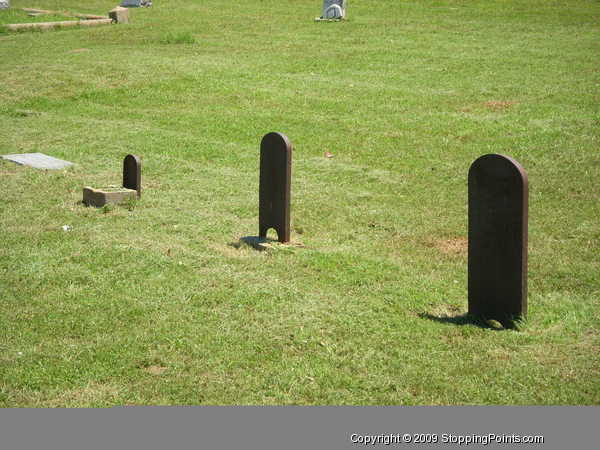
[0,8,78,29]
[1,0,599,406]
[160,30,196,45]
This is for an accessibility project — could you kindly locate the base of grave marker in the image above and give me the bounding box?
[239,236,302,252]
[109,6,129,23]
[239,236,279,251]
[83,186,136,207]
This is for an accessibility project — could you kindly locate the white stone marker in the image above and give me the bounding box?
[318,0,347,20]
[0,0,10,10]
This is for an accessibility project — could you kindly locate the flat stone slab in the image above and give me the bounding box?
[2,153,74,170]
[83,186,136,207]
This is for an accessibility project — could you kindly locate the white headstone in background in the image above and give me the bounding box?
[0,0,10,10]
[321,0,347,20]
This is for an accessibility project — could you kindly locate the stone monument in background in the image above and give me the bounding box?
[316,0,347,21]
[0,0,10,10]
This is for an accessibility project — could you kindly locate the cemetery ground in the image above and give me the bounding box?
[0,7,77,26]
[0,0,599,406]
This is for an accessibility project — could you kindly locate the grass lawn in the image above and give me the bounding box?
[0,7,78,28]
[0,0,599,406]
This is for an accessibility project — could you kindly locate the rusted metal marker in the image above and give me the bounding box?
[468,154,528,327]
[123,154,142,198]
[259,132,292,243]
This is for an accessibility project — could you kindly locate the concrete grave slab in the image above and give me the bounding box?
[109,6,129,23]
[83,186,137,207]
[2,153,74,170]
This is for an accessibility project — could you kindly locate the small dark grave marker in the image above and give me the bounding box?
[259,132,292,243]
[123,154,142,198]
[468,154,528,327]
[83,154,142,207]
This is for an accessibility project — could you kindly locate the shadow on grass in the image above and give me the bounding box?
[419,312,516,330]
[229,236,279,252]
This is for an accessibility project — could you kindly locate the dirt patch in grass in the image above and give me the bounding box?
[36,382,122,407]
[145,365,168,376]
[484,100,517,111]
[422,236,468,256]
[430,303,464,318]
[437,237,467,255]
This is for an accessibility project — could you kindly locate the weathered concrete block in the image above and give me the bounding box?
[109,6,129,24]
[83,186,136,207]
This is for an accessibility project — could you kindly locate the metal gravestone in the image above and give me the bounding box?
[123,154,142,198]
[316,0,347,20]
[83,154,142,207]
[259,132,292,243]
[468,154,528,326]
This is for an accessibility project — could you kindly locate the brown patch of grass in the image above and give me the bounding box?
[437,237,468,255]
[422,236,468,256]
[484,100,517,111]
[431,302,463,317]
[145,365,168,376]
[18,382,123,407]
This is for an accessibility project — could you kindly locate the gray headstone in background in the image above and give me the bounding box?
[2,153,74,170]
[120,0,152,7]
[120,0,141,7]
[0,0,10,10]
[321,0,347,19]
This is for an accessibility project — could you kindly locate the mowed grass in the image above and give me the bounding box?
[1,0,599,406]
[0,10,78,29]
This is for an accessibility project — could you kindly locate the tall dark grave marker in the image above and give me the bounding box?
[468,154,528,327]
[259,132,292,243]
[123,154,142,198]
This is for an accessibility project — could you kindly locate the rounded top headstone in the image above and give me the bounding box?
[260,132,293,154]
[324,4,343,19]
[468,154,528,186]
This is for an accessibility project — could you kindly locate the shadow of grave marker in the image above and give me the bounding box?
[83,154,142,207]
[468,154,528,328]
[259,132,292,243]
